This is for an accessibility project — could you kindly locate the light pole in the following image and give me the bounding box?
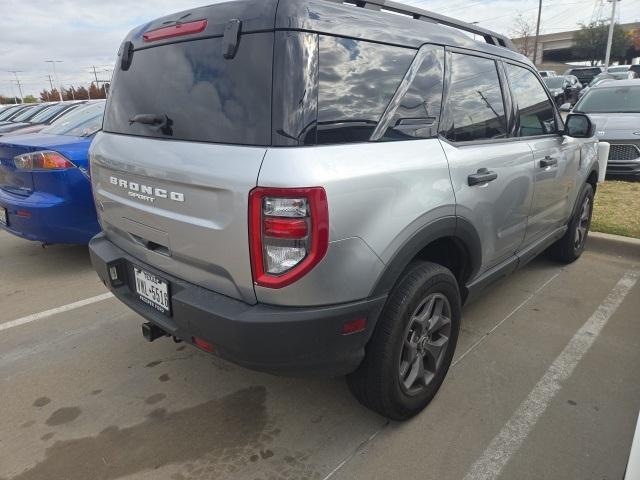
[45,60,64,101]
[7,71,24,103]
[604,0,622,71]
[532,0,543,66]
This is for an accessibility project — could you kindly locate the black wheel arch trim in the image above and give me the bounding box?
[370,216,482,297]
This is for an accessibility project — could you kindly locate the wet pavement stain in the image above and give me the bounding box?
[159,374,170,382]
[6,386,267,480]
[145,393,166,405]
[40,433,55,442]
[45,407,81,427]
[90,389,103,396]
[20,420,36,428]
[32,397,50,408]
[145,360,162,368]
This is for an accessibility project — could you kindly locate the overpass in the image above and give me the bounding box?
[512,22,640,71]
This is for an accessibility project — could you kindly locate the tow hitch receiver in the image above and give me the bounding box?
[142,322,168,342]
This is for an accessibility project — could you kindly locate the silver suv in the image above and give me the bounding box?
[89,0,602,420]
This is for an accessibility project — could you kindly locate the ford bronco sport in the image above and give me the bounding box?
[89,0,604,420]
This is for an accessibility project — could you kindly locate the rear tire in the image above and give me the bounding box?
[547,182,594,263]
[347,261,461,420]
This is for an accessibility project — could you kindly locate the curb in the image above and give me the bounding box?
[588,231,640,261]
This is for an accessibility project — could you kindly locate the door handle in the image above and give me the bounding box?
[468,168,498,186]
[540,156,558,168]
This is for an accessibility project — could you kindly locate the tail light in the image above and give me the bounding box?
[13,151,75,170]
[143,19,208,42]
[249,187,329,288]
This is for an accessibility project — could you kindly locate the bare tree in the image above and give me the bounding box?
[511,14,536,58]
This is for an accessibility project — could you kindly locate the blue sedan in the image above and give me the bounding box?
[0,101,105,244]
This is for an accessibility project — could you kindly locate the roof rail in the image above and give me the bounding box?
[324,0,517,52]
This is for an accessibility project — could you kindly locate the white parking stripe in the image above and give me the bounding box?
[0,292,114,332]
[463,269,639,480]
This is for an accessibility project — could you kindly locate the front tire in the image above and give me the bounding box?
[347,261,461,420]
[548,182,594,263]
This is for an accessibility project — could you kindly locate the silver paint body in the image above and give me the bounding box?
[91,127,597,307]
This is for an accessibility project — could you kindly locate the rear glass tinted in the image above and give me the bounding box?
[11,105,47,122]
[0,106,22,121]
[317,36,414,145]
[29,103,78,124]
[381,45,445,141]
[442,54,507,142]
[103,33,272,146]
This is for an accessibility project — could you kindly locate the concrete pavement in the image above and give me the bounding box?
[0,229,638,480]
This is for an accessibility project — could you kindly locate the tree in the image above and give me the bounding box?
[511,14,537,58]
[574,21,632,65]
[23,95,38,103]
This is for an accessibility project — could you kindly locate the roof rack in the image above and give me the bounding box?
[325,0,517,52]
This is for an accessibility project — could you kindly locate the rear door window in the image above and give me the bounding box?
[506,63,558,137]
[442,53,507,142]
[103,33,273,146]
[380,45,445,141]
[317,36,414,145]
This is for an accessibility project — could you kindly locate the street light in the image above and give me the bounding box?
[44,60,64,101]
[604,0,622,72]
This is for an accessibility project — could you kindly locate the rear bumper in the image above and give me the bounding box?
[0,177,99,244]
[89,233,387,376]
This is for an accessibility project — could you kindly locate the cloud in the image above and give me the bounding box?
[1,0,639,98]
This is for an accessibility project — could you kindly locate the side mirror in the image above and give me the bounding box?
[565,113,595,138]
[559,103,572,112]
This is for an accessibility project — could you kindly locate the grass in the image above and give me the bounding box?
[592,180,640,239]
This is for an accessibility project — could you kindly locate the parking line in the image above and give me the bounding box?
[0,292,114,332]
[462,269,639,480]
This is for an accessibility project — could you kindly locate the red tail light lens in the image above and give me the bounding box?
[13,151,75,170]
[249,187,329,288]
[143,19,208,42]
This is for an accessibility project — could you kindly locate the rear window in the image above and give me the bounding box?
[575,86,640,113]
[103,33,273,146]
[317,36,414,144]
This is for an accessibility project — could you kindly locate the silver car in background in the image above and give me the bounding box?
[573,80,640,179]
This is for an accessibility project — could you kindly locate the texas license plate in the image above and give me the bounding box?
[133,267,171,315]
[0,208,6,226]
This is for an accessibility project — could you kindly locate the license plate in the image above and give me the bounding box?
[133,267,171,315]
[0,208,6,226]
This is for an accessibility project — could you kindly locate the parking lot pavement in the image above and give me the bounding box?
[0,236,638,480]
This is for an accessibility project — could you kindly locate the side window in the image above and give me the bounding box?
[380,45,445,141]
[317,36,414,145]
[442,53,507,142]
[506,63,558,137]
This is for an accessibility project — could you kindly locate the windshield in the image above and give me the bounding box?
[575,85,640,113]
[29,103,80,124]
[41,101,105,137]
[10,105,48,123]
[544,77,565,88]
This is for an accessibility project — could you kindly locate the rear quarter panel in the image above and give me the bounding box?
[257,140,455,306]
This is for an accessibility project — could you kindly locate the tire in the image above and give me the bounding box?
[347,261,461,420]
[547,182,594,263]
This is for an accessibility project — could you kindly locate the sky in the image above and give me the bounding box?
[2,0,640,98]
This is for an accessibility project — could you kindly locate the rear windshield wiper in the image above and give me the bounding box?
[129,113,173,135]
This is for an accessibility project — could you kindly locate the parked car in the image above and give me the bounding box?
[88,0,602,420]
[0,104,36,124]
[0,101,105,244]
[538,70,557,77]
[607,65,630,74]
[0,101,86,138]
[543,75,582,105]
[565,66,604,85]
[572,80,640,179]
[0,103,52,128]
